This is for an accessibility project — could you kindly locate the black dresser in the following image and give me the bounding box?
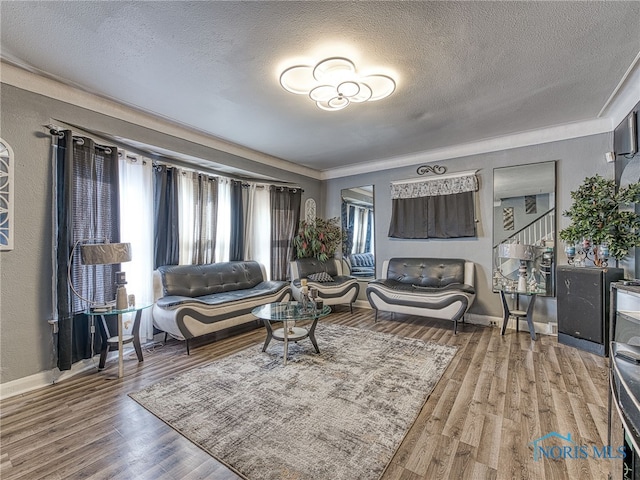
[557,266,624,356]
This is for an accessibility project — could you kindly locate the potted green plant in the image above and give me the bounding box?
[559,174,640,266]
[293,217,344,262]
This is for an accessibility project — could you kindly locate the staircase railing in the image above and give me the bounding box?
[494,208,555,279]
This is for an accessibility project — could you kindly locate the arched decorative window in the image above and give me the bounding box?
[0,138,14,250]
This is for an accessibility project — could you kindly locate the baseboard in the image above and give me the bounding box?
[465,313,557,336]
[353,308,557,336]
[354,299,371,310]
[0,347,133,400]
[1,358,92,400]
[464,313,495,327]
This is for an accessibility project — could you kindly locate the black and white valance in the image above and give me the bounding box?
[389,171,478,239]
[390,172,478,199]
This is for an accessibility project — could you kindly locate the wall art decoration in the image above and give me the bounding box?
[503,207,514,230]
[305,198,317,223]
[525,195,537,214]
[0,138,14,251]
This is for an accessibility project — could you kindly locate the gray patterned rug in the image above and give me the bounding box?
[130,323,457,480]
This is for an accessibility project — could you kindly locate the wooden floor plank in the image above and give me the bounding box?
[0,309,613,480]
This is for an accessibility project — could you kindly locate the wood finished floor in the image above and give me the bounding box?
[1,308,616,480]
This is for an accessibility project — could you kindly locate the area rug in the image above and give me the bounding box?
[130,323,457,480]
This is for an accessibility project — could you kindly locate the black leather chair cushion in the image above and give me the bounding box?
[158,261,263,297]
[386,258,465,287]
[295,258,339,278]
[292,276,354,289]
[350,253,374,267]
[156,280,287,308]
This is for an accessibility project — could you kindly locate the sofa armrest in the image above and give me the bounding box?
[464,261,475,288]
[380,259,390,278]
[153,270,164,302]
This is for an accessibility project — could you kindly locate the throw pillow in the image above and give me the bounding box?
[308,272,334,283]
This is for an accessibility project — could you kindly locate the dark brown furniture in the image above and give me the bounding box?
[556,265,624,356]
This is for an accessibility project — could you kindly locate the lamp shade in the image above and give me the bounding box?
[80,242,131,265]
[498,243,534,261]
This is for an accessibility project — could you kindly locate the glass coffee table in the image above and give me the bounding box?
[252,301,331,365]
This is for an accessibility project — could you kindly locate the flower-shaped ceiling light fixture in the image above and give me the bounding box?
[279,57,396,111]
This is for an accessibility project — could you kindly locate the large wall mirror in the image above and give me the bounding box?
[493,161,556,296]
[341,186,375,279]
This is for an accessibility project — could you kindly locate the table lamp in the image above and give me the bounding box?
[498,243,535,292]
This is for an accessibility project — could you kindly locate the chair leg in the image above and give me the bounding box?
[98,344,109,370]
[164,332,168,345]
[262,326,273,352]
[349,303,353,314]
[454,318,458,335]
[186,339,190,355]
[374,309,378,322]
[499,291,510,336]
[133,335,143,363]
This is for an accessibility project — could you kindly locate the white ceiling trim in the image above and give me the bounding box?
[598,51,640,125]
[321,117,613,181]
[0,61,321,180]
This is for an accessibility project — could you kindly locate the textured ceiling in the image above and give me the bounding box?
[1,1,639,174]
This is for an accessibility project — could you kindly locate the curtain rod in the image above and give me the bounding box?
[46,124,304,191]
[390,169,478,186]
[153,162,302,191]
[45,124,115,154]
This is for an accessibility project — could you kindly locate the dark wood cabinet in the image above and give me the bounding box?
[556,265,624,357]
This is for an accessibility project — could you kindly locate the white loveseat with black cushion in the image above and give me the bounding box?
[153,261,291,353]
[366,258,475,334]
[290,258,359,313]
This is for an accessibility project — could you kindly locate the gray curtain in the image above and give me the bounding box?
[55,131,120,371]
[340,200,353,258]
[388,174,478,239]
[154,165,180,268]
[388,191,476,238]
[191,174,218,264]
[365,209,373,252]
[229,180,244,261]
[270,186,302,281]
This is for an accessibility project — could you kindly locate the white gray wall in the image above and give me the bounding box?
[324,133,616,322]
[0,84,322,384]
[0,81,626,386]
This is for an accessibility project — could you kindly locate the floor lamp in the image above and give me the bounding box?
[70,240,132,377]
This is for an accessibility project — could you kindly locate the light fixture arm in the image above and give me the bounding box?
[67,239,94,308]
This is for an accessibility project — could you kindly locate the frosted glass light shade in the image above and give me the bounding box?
[312,57,355,83]
[279,56,396,111]
[337,81,360,97]
[362,75,396,101]
[280,66,316,95]
[309,85,336,102]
